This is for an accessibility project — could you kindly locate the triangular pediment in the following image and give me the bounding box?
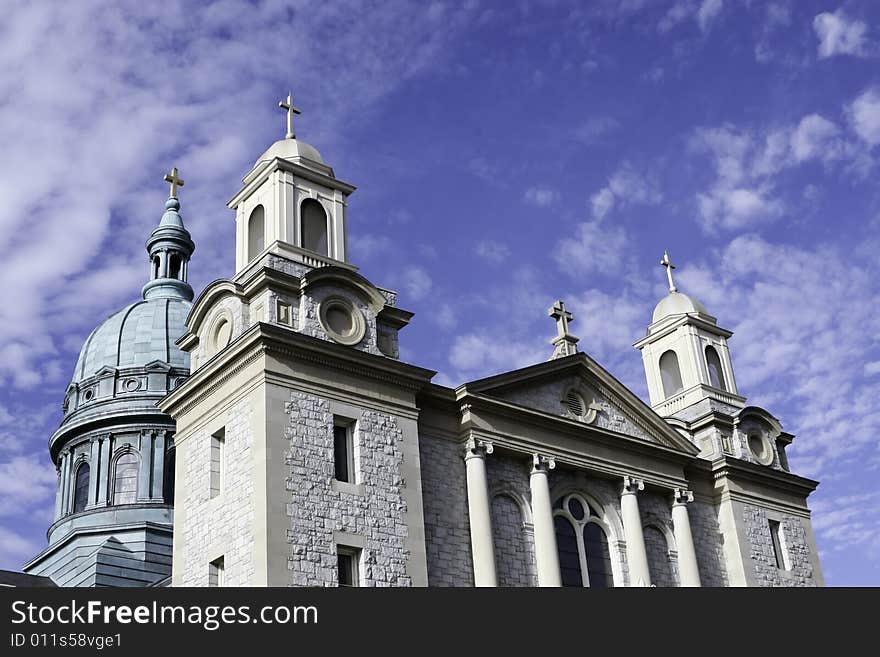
[464,353,698,454]
[144,360,172,372]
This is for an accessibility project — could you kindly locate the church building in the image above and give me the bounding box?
[22,95,824,587]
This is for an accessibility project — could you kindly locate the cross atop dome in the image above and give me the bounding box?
[660,250,677,293]
[548,300,579,360]
[163,167,184,199]
[278,91,302,139]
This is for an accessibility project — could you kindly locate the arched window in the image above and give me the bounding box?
[247,205,265,262]
[112,452,139,505]
[163,445,176,505]
[553,494,616,587]
[153,256,160,279]
[169,253,181,279]
[643,525,677,587]
[72,462,90,513]
[300,198,328,255]
[705,345,727,391]
[659,350,684,398]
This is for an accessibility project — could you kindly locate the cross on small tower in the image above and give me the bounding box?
[550,300,573,338]
[660,250,677,293]
[278,92,302,139]
[163,167,184,199]
[548,300,579,359]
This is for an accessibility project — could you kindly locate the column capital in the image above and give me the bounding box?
[622,475,645,495]
[673,488,694,506]
[531,453,556,474]
[463,437,494,460]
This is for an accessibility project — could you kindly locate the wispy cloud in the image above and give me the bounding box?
[846,87,880,147]
[524,186,560,207]
[590,162,662,220]
[814,9,872,59]
[475,241,511,264]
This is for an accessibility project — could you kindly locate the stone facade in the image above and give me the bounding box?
[418,437,473,586]
[742,504,816,587]
[284,390,411,586]
[178,396,255,586]
[688,501,729,587]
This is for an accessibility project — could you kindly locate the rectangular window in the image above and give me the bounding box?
[337,547,360,587]
[333,418,354,483]
[208,556,224,587]
[210,427,225,498]
[769,520,790,570]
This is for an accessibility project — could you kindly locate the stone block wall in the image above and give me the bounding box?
[178,395,255,585]
[487,453,536,587]
[742,504,816,587]
[688,501,729,587]
[283,390,411,586]
[418,436,473,586]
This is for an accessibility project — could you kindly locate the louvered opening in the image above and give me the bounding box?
[565,391,585,417]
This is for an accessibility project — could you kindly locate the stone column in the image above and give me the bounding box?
[60,450,72,515]
[86,437,100,508]
[621,476,651,587]
[672,488,701,587]
[53,457,65,519]
[464,437,497,587]
[138,430,153,501]
[151,431,167,500]
[530,454,561,587]
[97,435,111,506]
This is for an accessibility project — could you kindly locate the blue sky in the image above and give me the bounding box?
[0,0,878,586]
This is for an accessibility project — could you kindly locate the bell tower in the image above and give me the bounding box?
[227,92,356,276]
[634,252,744,416]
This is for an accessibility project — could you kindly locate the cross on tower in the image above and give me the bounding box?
[660,250,677,293]
[548,300,579,359]
[278,92,302,139]
[163,167,184,198]
[549,300,573,338]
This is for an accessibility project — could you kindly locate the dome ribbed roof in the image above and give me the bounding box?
[652,291,710,323]
[71,297,191,384]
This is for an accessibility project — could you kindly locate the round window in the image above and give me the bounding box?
[748,433,774,466]
[213,317,232,351]
[318,296,365,346]
[83,389,94,402]
[124,378,140,392]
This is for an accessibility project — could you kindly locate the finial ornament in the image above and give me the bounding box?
[278,91,302,139]
[163,167,184,199]
[660,250,677,293]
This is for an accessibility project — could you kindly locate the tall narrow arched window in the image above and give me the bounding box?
[659,349,684,398]
[553,493,617,587]
[112,452,139,505]
[163,445,176,505]
[300,198,328,255]
[169,253,181,279]
[705,345,727,391]
[247,205,265,262]
[72,462,90,513]
[583,523,614,588]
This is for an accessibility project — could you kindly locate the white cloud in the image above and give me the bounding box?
[554,218,630,277]
[0,455,56,514]
[847,87,880,147]
[865,361,880,376]
[697,0,724,33]
[348,233,392,260]
[689,112,860,231]
[475,241,511,264]
[448,333,545,377]
[659,0,724,34]
[814,9,870,59]
[0,1,477,389]
[524,186,560,207]
[575,117,620,144]
[0,527,39,566]
[590,163,662,219]
[401,266,432,301]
